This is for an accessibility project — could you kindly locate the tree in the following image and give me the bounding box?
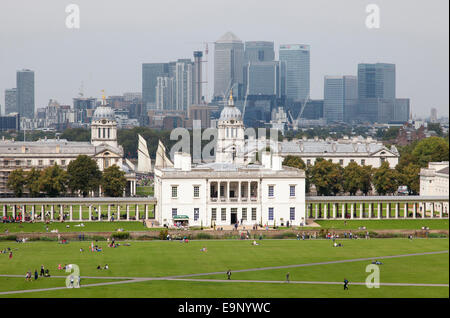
[396,162,420,195]
[101,165,127,197]
[39,164,68,197]
[67,155,102,197]
[310,159,343,196]
[282,156,311,193]
[25,168,42,197]
[7,169,26,197]
[359,165,374,195]
[373,161,399,195]
[342,162,361,195]
[412,137,449,168]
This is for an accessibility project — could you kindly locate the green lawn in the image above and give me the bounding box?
[315,219,449,230]
[136,186,154,197]
[0,238,448,297]
[0,221,161,233]
[0,277,121,292]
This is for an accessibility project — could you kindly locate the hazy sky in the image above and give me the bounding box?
[0,0,448,117]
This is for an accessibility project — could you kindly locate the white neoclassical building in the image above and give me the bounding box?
[154,93,306,227]
[420,162,449,196]
[0,97,137,196]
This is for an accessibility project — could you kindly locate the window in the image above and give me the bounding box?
[290,207,295,220]
[350,159,354,163]
[220,185,224,197]
[251,208,257,221]
[50,160,55,165]
[171,186,178,198]
[61,160,66,166]
[211,208,217,221]
[172,208,177,218]
[242,208,247,220]
[306,159,311,165]
[193,185,200,198]
[290,185,296,197]
[4,160,8,166]
[221,208,226,221]
[361,159,365,166]
[38,160,43,166]
[268,207,274,221]
[27,160,31,166]
[381,157,386,163]
[268,185,274,198]
[15,160,20,166]
[339,159,344,166]
[194,208,199,221]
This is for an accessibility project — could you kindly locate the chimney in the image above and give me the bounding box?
[272,154,283,171]
[193,51,203,105]
[262,151,271,169]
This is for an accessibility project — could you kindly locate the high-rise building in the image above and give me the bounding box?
[323,76,357,123]
[193,51,203,105]
[214,32,244,99]
[16,69,35,119]
[73,97,97,123]
[430,108,438,123]
[279,44,310,102]
[156,76,175,110]
[4,88,17,115]
[142,63,169,110]
[358,63,395,99]
[175,59,194,111]
[244,41,275,63]
[245,61,282,97]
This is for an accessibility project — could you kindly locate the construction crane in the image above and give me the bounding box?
[185,41,214,102]
[287,95,310,130]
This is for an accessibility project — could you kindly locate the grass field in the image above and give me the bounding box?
[0,238,448,298]
[315,219,449,230]
[0,221,159,233]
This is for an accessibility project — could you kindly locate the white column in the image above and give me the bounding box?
[368,203,372,218]
[248,182,251,200]
[226,181,230,201]
[350,204,354,219]
[439,203,443,218]
[404,203,408,218]
[98,205,101,221]
[386,203,390,219]
[22,206,25,222]
[79,205,83,221]
[359,203,363,219]
[60,205,64,221]
[431,203,435,219]
[342,204,345,219]
[395,203,399,219]
[145,204,149,220]
[324,204,328,219]
[421,202,425,219]
[126,205,130,221]
[12,205,16,219]
[238,182,241,201]
[69,205,73,221]
[413,203,417,219]
[88,205,92,221]
[50,205,54,220]
[117,205,120,221]
[108,205,111,221]
[2,205,5,218]
[333,203,336,219]
[315,204,318,219]
[136,205,139,220]
[41,205,45,221]
[377,204,381,219]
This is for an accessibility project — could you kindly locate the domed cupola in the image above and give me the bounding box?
[219,91,242,121]
[91,91,118,148]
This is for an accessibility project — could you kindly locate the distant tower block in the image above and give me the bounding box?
[194,51,203,104]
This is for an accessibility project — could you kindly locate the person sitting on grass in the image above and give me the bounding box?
[97,265,102,270]
[252,240,259,246]
[44,269,50,277]
[200,247,207,252]
[104,264,109,270]
[372,260,383,265]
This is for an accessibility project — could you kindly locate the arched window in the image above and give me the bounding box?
[108,128,110,139]
[98,128,101,138]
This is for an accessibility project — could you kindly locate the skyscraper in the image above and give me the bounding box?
[244,41,275,63]
[16,69,35,118]
[175,59,194,111]
[323,75,357,123]
[214,32,244,99]
[142,63,169,110]
[193,51,203,105]
[279,44,310,102]
[156,76,175,110]
[358,63,395,99]
[4,88,17,115]
[245,61,283,97]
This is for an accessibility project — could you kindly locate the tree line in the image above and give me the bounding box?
[283,136,449,196]
[7,155,127,197]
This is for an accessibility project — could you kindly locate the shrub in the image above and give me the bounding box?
[39,236,57,241]
[111,232,130,240]
[159,229,169,240]
[195,232,213,240]
[0,235,17,241]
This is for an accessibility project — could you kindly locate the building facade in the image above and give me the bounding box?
[279,44,310,102]
[154,93,306,227]
[323,75,357,123]
[16,69,35,119]
[4,88,17,115]
[420,162,449,196]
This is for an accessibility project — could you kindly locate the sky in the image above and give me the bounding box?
[0,0,448,118]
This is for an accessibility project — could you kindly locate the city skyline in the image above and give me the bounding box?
[0,0,448,117]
